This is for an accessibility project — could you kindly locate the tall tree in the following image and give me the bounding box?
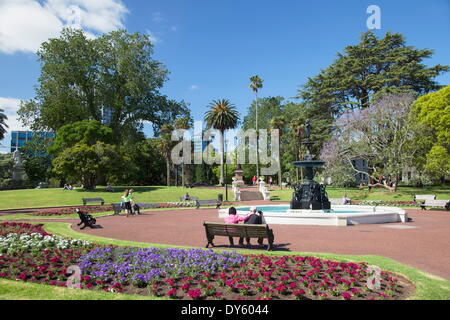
[156,124,175,187]
[249,75,264,178]
[49,120,123,189]
[174,117,192,187]
[411,85,450,181]
[299,31,449,116]
[0,108,7,141]
[18,28,189,143]
[204,99,239,185]
[321,93,419,192]
[269,115,286,187]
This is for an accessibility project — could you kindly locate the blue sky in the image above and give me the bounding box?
[0,0,449,152]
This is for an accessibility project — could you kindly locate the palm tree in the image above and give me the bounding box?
[249,75,263,178]
[269,115,286,188]
[0,108,8,141]
[290,118,305,181]
[204,99,239,185]
[174,117,192,187]
[156,124,174,186]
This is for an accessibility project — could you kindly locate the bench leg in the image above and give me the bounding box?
[228,236,235,247]
[205,235,215,248]
[267,231,274,251]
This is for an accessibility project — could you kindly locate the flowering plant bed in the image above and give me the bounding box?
[351,200,418,207]
[30,206,113,216]
[0,222,414,300]
[0,222,51,237]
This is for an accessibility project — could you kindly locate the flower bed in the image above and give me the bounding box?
[0,233,91,255]
[30,206,113,216]
[0,222,51,237]
[351,200,418,207]
[0,223,414,300]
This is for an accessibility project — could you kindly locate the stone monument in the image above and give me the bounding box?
[12,149,26,181]
[233,163,245,187]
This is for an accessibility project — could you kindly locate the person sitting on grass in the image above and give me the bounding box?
[224,206,250,247]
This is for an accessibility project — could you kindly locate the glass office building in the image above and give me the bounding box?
[10,131,55,152]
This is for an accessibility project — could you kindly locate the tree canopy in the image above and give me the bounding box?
[299,31,449,116]
[18,28,190,143]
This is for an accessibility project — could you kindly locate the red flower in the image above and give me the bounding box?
[341,292,352,300]
[167,288,177,298]
[188,289,202,300]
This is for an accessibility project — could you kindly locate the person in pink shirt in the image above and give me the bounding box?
[224,206,250,247]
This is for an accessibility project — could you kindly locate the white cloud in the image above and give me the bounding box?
[0,97,27,152]
[146,30,161,44]
[0,97,27,132]
[189,85,200,91]
[152,12,163,23]
[0,0,128,54]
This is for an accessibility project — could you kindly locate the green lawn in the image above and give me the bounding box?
[0,185,448,210]
[0,186,223,210]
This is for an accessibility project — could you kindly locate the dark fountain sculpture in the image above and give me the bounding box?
[290,121,331,210]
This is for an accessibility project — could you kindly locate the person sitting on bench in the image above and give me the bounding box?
[239,207,264,246]
[182,193,191,201]
[223,206,250,246]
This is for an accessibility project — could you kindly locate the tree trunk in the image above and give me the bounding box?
[278,169,282,189]
[220,130,225,185]
[166,158,171,186]
[255,94,259,178]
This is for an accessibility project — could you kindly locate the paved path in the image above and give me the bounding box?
[71,205,450,280]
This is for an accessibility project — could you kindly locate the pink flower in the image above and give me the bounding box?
[341,292,352,300]
[167,288,177,298]
[188,289,202,300]
[181,283,190,291]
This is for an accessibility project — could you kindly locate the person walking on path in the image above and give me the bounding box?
[122,189,133,217]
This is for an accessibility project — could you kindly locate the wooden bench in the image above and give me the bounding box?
[76,209,97,229]
[82,198,105,206]
[112,202,160,215]
[203,222,275,251]
[418,199,450,211]
[196,199,221,209]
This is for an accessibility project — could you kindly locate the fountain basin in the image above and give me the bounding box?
[218,205,407,226]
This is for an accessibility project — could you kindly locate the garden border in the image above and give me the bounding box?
[37,222,450,300]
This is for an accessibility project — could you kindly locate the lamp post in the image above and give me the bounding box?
[225,135,228,202]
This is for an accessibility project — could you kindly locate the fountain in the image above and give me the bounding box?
[290,121,331,210]
[218,121,407,226]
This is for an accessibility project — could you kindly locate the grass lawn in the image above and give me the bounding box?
[0,186,223,210]
[0,221,448,300]
[0,185,449,210]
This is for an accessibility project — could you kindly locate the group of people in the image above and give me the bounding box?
[224,206,264,247]
[63,184,73,190]
[251,176,274,187]
[121,189,140,217]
